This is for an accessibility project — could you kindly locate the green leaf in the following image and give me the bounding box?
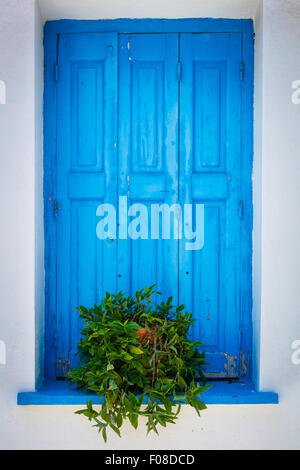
[177,375,187,388]
[108,379,118,390]
[173,392,185,402]
[93,418,107,428]
[128,413,139,429]
[128,345,144,355]
[68,286,210,441]
[121,351,134,361]
[116,413,123,428]
[109,423,121,437]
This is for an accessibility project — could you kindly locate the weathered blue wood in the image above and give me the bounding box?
[44,30,58,379]
[55,33,118,374]
[45,18,253,35]
[240,32,255,379]
[179,33,244,377]
[44,20,254,381]
[17,380,278,406]
[118,34,179,302]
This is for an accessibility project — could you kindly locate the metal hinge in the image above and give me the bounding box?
[177,62,182,82]
[240,61,245,81]
[54,200,60,218]
[56,353,71,377]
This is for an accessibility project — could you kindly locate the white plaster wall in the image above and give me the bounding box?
[259,0,300,393]
[38,0,259,21]
[0,0,43,413]
[252,0,263,392]
[0,0,300,450]
[34,0,45,389]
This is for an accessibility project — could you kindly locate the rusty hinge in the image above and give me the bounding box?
[56,353,71,377]
[54,200,61,218]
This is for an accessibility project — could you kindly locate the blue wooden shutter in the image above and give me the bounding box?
[55,33,118,375]
[118,34,179,303]
[46,28,251,380]
[179,33,243,377]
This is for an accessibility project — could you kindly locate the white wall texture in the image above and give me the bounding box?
[0,0,44,434]
[0,0,300,450]
[38,0,260,21]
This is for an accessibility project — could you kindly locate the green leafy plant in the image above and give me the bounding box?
[68,285,210,441]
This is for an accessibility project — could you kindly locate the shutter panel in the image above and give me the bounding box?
[179,33,243,377]
[56,33,118,376]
